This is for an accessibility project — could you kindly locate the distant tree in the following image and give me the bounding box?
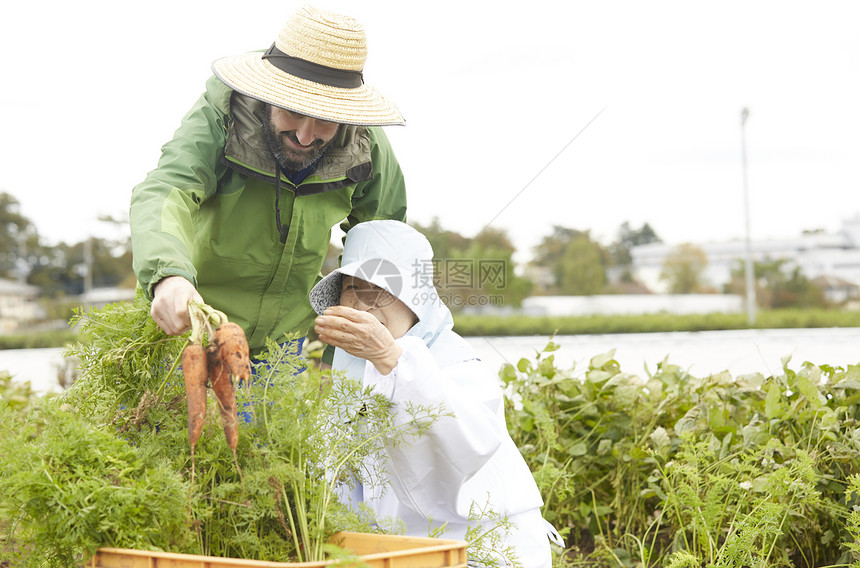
[773,265,825,308]
[90,237,134,289]
[559,234,607,294]
[0,196,135,307]
[471,226,514,252]
[86,215,134,290]
[660,243,709,294]
[532,226,589,287]
[411,221,532,311]
[725,258,825,309]
[26,242,80,296]
[410,217,470,265]
[0,192,40,280]
[609,221,662,266]
[530,226,608,294]
[453,228,532,309]
[607,221,662,286]
[24,216,134,297]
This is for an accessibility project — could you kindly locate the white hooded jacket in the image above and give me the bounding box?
[309,220,558,566]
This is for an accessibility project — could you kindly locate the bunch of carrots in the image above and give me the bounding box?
[180,302,251,480]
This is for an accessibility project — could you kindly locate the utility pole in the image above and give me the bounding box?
[83,236,93,295]
[741,107,757,325]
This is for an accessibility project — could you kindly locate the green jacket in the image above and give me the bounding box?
[130,75,407,350]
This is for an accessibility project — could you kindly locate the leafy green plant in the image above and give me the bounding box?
[0,292,448,565]
[845,474,860,567]
[656,437,821,567]
[463,497,522,567]
[8,292,860,567]
[0,396,189,567]
[504,340,860,567]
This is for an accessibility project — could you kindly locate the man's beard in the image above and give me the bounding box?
[262,106,338,172]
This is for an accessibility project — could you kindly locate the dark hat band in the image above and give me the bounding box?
[262,43,364,89]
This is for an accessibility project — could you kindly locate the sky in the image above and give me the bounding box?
[2,0,859,265]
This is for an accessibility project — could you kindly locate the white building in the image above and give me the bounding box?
[522,294,743,316]
[78,287,136,309]
[631,218,860,295]
[0,278,42,333]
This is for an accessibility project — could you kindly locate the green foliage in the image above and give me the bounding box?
[0,190,133,296]
[660,243,710,294]
[505,341,860,567]
[0,192,39,280]
[560,235,607,295]
[411,219,533,310]
[845,475,860,566]
[7,307,860,349]
[0,395,189,567]
[7,291,860,566]
[409,217,470,264]
[530,226,610,295]
[464,497,523,567]
[65,291,187,416]
[726,258,827,309]
[608,222,662,268]
[0,328,77,350]
[453,308,860,336]
[0,292,447,564]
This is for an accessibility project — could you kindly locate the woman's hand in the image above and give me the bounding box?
[314,305,403,374]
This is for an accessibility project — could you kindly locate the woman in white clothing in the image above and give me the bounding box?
[309,220,559,567]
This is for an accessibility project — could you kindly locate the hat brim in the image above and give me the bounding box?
[309,269,344,316]
[309,259,420,319]
[212,52,405,126]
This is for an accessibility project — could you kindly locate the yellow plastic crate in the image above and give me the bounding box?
[89,531,468,568]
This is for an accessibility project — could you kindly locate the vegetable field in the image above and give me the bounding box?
[503,342,860,566]
[0,294,448,566]
[1,293,860,567]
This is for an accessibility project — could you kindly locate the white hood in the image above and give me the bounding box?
[309,220,476,375]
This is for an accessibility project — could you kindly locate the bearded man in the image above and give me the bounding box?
[129,5,406,354]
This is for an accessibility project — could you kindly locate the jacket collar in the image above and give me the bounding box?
[222,91,374,194]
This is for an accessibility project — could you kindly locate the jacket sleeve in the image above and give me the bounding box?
[339,127,407,236]
[130,75,233,299]
[362,336,508,521]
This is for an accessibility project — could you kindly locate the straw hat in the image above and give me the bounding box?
[212,5,404,126]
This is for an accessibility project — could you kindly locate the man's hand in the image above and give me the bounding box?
[150,276,204,335]
[314,305,403,374]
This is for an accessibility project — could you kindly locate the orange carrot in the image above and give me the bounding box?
[214,321,251,386]
[181,343,208,452]
[207,344,239,452]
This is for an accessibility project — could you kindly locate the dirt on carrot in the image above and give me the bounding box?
[207,345,238,450]
[214,321,251,387]
[181,343,208,453]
